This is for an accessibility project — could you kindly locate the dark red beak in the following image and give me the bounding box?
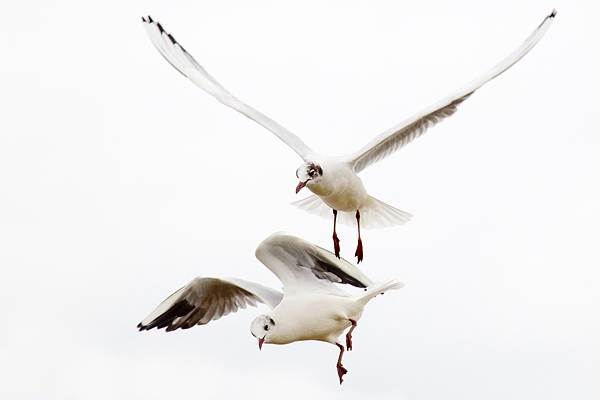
[295,181,307,194]
[258,337,265,351]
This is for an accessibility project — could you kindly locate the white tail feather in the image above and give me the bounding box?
[355,279,404,305]
[291,195,412,229]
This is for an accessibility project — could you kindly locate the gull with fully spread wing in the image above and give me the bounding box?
[141,10,556,262]
[138,233,403,384]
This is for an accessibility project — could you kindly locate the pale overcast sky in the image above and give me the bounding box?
[1,1,599,399]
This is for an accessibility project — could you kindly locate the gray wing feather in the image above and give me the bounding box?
[141,16,315,161]
[345,9,556,173]
[255,233,374,293]
[138,277,283,332]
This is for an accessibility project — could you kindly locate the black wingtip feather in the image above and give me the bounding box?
[167,33,177,45]
[137,321,151,331]
[138,299,196,332]
[550,9,557,18]
[313,255,368,288]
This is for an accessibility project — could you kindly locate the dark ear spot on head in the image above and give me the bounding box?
[269,317,275,326]
[307,163,323,178]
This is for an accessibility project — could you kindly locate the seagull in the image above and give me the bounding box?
[137,233,403,384]
[141,10,556,262]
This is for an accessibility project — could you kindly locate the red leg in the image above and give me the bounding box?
[345,319,357,351]
[354,210,363,263]
[335,342,348,384]
[332,209,341,258]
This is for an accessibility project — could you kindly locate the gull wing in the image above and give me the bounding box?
[141,16,315,161]
[344,9,557,173]
[255,233,375,295]
[138,277,283,332]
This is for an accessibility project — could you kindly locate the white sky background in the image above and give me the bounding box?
[1,0,599,399]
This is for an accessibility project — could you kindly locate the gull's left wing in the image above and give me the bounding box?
[255,233,375,295]
[344,9,556,174]
[142,16,316,161]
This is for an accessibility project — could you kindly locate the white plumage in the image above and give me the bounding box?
[141,10,556,263]
[138,233,403,384]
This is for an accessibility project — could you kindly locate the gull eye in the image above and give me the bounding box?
[263,324,269,331]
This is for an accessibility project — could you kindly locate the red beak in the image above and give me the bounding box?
[295,181,307,194]
[258,337,265,351]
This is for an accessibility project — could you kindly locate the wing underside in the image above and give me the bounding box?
[142,16,315,160]
[138,277,282,332]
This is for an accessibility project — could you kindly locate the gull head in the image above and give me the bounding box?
[250,315,276,350]
[295,162,323,193]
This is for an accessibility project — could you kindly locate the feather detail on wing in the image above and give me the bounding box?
[292,195,412,229]
[255,233,374,295]
[141,16,315,161]
[349,94,472,173]
[344,9,557,173]
[137,277,282,332]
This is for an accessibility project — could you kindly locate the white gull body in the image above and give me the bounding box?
[141,10,556,262]
[138,233,403,384]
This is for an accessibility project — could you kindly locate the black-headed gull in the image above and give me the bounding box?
[141,10,556,262]
[138,233,403,384]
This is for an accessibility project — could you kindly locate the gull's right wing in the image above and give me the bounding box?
[142,16,315,161]
[138,277,283,332]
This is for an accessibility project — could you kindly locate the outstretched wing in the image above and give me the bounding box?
[138,277,283,332]
[141,16,315,161]
[344,9,557,173]
[255,233,375,295]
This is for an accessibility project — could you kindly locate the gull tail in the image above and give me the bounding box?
[355,279,404,305]
[291,195,412,229]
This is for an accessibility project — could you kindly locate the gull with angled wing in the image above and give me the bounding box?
[138,233,403,384]
[141,10,556,262]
